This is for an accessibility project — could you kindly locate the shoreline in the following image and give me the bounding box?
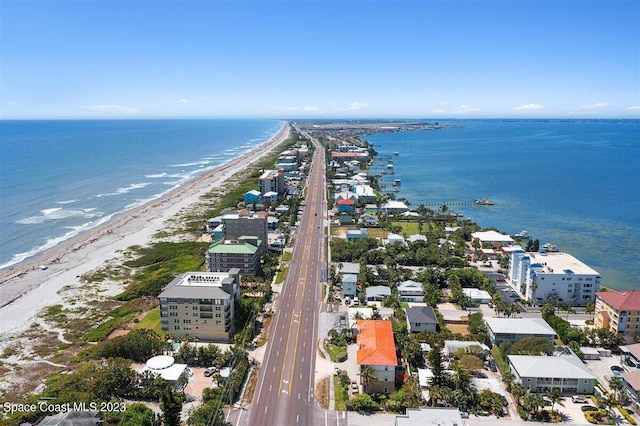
[0,122,290,335]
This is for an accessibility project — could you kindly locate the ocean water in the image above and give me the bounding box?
[364,120,640,291]
[0,119,284,269]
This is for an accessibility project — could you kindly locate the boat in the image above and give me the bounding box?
[541,243,559,252]
[474,199,494,206]
[393,151,399,156]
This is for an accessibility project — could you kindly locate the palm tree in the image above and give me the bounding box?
[546,388,565,414]
[609,376,623,402]
[512,383,526,407]
[360,366,377,393]
[501,369,515,392]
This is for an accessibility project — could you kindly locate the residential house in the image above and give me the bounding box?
[471,230,514,248]
[385,233,406,246]
[353,184,376,204]
[346,229,368,242]
[243,190,261,204]
[360,213,379,227]
[485,317,556,346]
[159,270,241,342]
[508,353,596,394]
[405,306,438,333]
[356,320,398,394]
[408,234,427,244]
[206,237,261,276]
[337,199,356,213]
[366,285,391,302]
[595,290,640,344]
[380,200,409,214]
[398,280,424,302]
[462,288,492,304]
[342,274,358,299]
[509,250,600,305]
[262,191,278,203]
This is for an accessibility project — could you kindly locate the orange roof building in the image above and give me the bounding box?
[356,320,397,367]
[595,290,640,344]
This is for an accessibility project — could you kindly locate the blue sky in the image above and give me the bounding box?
[1,0,638,119]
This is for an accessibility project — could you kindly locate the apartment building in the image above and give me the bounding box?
[595,290,640,344]
[509,250,600,305]
[356,320,398,394]
[206,237,261,276]
[159,270,241,342]
[221,210,268,253]
[258,169,285,195]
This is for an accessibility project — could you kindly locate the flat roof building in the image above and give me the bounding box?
[159,270,241,342]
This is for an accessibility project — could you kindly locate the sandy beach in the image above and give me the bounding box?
[0,123,290,336]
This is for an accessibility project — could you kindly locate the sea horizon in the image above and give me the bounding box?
[364,118,639,292]
[0,119,285,270]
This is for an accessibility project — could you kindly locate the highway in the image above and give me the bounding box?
[245,131,329,425]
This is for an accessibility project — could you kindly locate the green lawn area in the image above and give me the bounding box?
[334,374,348,411]
[134,308,162,333]
[330,226,346,237]
[392,221,420,235]
[282,251,292,262]
[275,266,287,284]
[324,342,347,362]
[365,227,387,238]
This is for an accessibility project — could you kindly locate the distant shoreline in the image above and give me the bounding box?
[0,123,290,334]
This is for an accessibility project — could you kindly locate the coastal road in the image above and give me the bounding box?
[246,135,328,425]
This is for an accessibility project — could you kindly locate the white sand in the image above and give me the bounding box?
[0,123,290,336]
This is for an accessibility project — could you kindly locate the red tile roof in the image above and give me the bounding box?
[597,291,640,311]
[356,320,397,367]
[337,199,355,205]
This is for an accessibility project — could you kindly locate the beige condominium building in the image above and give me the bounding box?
[159,270,241,342]
[595,290,640,344]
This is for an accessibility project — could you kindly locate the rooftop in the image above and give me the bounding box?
[526,251,600,276]
[508,354,596,380]
[208,239,260,254]
[622,370,640,391]
[395,407,463,426]
[485,317,556,336]
[405,306,438,324]
[597,290,640,311]
[472,230,514,243]
[158,271,239,300]
[356,320,397,367]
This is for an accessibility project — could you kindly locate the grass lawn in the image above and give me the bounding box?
[392,221,420,235]
[282,251,292,262]
[330,226,346,237]
[275,266,287,284]
[324,341,347,362]
[365,227,387,239]
[334,374,348,411]
[134,308,162,333]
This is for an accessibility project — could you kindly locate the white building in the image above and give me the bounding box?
[485,317,556,346]
[462,288,492,304]
[509,250,600,305]
[508,354,596,394]
[398,280,424,302]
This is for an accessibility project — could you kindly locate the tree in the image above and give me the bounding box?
[609,376,623,402]
[351,393,377,412]
[546,388,565,414]
[160,387,183,426]
[512,383,526,407]
[428,346,449,387]
[360,366,377,393]
[119,403,157,426]
[510,337,554,356]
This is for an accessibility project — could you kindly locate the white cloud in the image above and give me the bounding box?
[579,102,610,109]
[512,103,544,111]
[178,98,191,104]
[431,109,447,114]
[84,104,138,114]
[626,105,640,111]
[348,102,369,110]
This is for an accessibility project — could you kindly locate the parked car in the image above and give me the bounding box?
[572,396,588,403]
[611,365,625,373]
[581,406,598,412]
[204,366,217,377]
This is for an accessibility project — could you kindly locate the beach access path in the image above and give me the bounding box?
[0,124,290,336]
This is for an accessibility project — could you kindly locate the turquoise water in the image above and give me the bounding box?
[364,120,640,291]
[0,119,284,269]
